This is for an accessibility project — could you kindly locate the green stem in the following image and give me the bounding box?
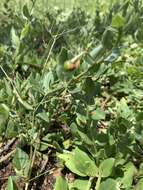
[95,174,101,190]
[86,177,94,190]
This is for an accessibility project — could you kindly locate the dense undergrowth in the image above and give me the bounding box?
[0,0,143,189]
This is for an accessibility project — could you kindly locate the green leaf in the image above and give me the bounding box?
[20,100,33,111]
[0,103,9,134]
[11,27,20,49]
[136,112,143,121]
[0,103,9,120]
[83,78,101,104]
[42,71,54,92]
[56,47,68,79]
[104,51,119,63]
[58,148,98,177]
[37,112,50,123]
[135,26,143,42]
[69,179,89,190]
[74,148,98,177]
[20,22,30,40]
[134,179,143,190]
[12,148,31,178]
[23,4,31,19]
[91,108,105,121]
[99,179,118,190]
[58,47,68,65]
[54,176,69,190]
[121,162,136,188]
[112,13,125,28]
[76,113,87,125]
[99,158,115,177]
[70,122,92,145]
[6,176,19,190]
[117,98,133,119]
[89,44,105,60]
[58,152,86,176]
[6,120,19,139]
[102,27,118,49]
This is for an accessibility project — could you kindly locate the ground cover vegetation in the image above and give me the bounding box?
[0,0,143,189]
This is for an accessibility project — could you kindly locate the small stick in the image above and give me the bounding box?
[0,149,16,163]
[0,138,16,156]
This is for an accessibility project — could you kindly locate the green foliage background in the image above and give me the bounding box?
[0,0,143,189]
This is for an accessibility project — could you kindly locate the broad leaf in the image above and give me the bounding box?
[54,176,69,190]
[99,158,115,177]
[99,179,118,190]
[12,148,31,178]
[58,148,98,177]
[6,176,19,190]
[69,179,90,190]
[121,162,136,188]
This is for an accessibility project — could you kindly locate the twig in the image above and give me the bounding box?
[101,95,111,110]
[0,149,16,163]
[0,138,16,156]
[42,36,57,73]
[39,157,49,173]
[28,168,55,183]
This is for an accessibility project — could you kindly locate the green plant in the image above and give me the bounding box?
[0,0,143,189]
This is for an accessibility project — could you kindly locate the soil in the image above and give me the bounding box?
[0,139,58,190]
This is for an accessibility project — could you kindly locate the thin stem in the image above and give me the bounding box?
[95,174,101,190]
[86,177,94,190]
[42,36,57,73]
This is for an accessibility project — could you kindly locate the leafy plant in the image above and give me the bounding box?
[0,0,143,189]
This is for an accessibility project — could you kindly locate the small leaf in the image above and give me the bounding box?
[117,98,133,119]
[99,158,115,177]
[104,50,119,63]
[23,4,31,19]
[20,22,30,40]
[112,13,125,28]
[102,27,118,50]
[76,113,87,125]
[91,108,105,121]
[135,179,143,190]
[99,179,118,190]
[6,176,19,190]
[0,104,9,134]
[136,112,143,121]
[42,71,54,92]
[69,179,89,190]
[12,148,31,177]
[20,100,33,111]
[0,103,9,119]
[58,47,68,65]
[11,27,20,48]
[54,176,69,190]
[37,112,50,123]
[6,120,19,139]
[121,162,136,188]
[135,26,143,42]
[89,44,105,60]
